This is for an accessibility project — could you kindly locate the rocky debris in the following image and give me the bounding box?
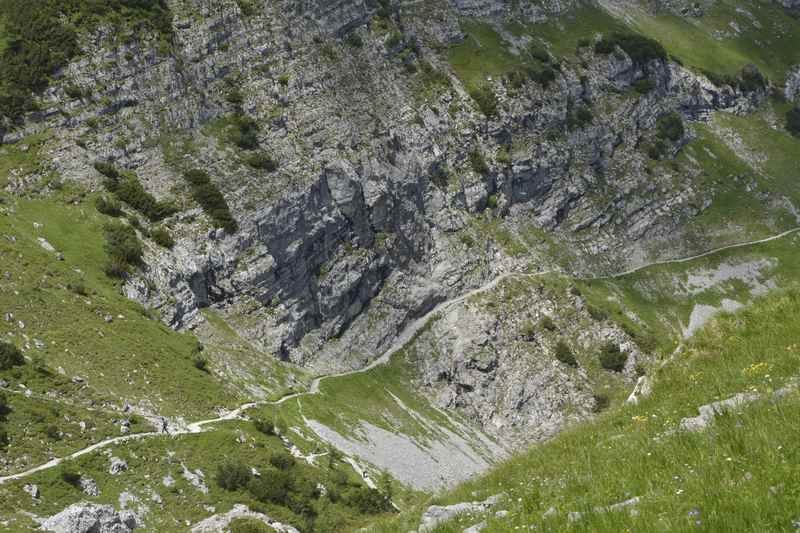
[567,496,641,522]
[680,383,797,432]
[181,463,208,494]
[162,474,175,488]
[417,494,503,532]
[626,376,653,405]
[109,457,128,475]
[23,484,39,499]
[463,522,487,533]
[41,503,137,533]
[786,65,800,103]
[190,504,299,533]
[80,477,99,497]
[37,238,56,253]
[680,392,761,432]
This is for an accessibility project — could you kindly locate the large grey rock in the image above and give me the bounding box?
[41,503,137,533]
[419,494,503,532]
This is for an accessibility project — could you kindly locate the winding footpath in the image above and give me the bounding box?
[2,227,799,485]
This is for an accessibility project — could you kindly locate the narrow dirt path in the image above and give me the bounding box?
[3,227,798,485]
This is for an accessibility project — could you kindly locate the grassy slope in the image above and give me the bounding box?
[0,194,239,418]
[0,418,389,532]
[371,288,800,532]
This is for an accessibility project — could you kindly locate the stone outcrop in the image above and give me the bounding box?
[41,503,137,533]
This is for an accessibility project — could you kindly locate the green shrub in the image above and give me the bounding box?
[0,392,9,418]
[555,340,577,367]
[96,162,176,222]
[229,114,260,150]
[61,470,82,487]
[567,104,593,130]
[184,169,238,233]
[469,149,489,175]
[253,418,275,435]
[103,222,143,278]
[269,452,295,470]
[429,161,449,189]
[599,341,628,372]
[528,65,557,88]
[786,107,800,137]
[576,37,591,49]
[486,194,499,209]
[656,112,684,142]
[193,357,208,372]
[593,393,610,412]
[45,424,61,440]
[226,88,244,106]
[230,518,272,533]
[151,227,175,249]
[345,32,363,48]
[216,461,251,491]
[539,316,557,331]
[244,152,278,171]
[342,486,391,514]
[95,196,123,217]
[247,470,291,504]
[468,85,498,117]
[595,32,667,66]
[0,342,24,371]
[633,78,656,94]
[528,43,550,63]
[587,305,608,321]
[737,64,766,93]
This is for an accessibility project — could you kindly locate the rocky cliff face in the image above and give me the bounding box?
[1,0,770,380]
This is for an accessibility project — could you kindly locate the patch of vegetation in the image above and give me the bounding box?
[244,152,278,171]
[633,78,656,94]
[595,31,667,66]
[95,162,176,222]
[102,221,143,278]
[786,107,800,137]
[468,85,498,117]
[150,226,175,249]
[656,112,684,142]
[598,341,627,372]
[0,0,172,123]
[184,169,238,233]
[230,114,261,150]
[567,103,594,130]
[469,150,489,175]
[539,316,557,332]
[554,340,577,367]
[0,342,24,371]
[95,196,122,217]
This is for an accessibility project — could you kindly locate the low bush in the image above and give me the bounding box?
[253,418,275,435]
[0,342,25,371]
[96,162,176,222]
[786,107,800,137]
[342,486,392,514]
[244,152,278,171]
[230,518,272,533]
[737,64,766,93]
[528,64,557,88]
[184,169,238,233]
[468,85,498,117]
[634,78,656,94]
[599,341,628,372]
[103,222,143,278]
[595,32,666,66]
[229,114,260,150]
[247,470,291,504]
[151,227,175,249]
[469,149,489,175]
[539,316,557,331]
[555,340,577,367]
[269,452,295,470]
[61,470,82,487]
[656,112,685,142]
[345,32,363,48]
[567,104,593,130]
[95,196,123,217]
[486,194,499,209]
[587,305,608,321]
[216,461,252,491]
[193,357,208,372]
